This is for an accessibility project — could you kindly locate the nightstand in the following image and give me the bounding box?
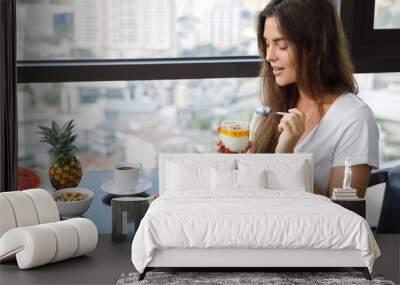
[332,199,366,218]
[111,195,156,242]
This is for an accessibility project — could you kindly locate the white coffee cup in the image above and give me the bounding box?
[112,162,143,192]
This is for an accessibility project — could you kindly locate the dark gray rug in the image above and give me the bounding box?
[116,271,396,285]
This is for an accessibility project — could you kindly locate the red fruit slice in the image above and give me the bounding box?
[17,166,42,191]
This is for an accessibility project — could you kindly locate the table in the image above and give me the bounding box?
[111,196,156,242]
[44,168,159,235]
[332,198,366,218]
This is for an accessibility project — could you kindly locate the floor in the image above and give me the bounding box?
[0,235,134,285]
[373,234,400,284]
[1,234,399,285]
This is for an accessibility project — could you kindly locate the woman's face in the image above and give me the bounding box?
[263,17,297,86]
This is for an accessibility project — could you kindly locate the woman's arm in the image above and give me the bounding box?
[328,164,372,198]
[313,184,328,197]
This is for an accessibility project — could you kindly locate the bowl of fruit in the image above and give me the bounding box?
[52,188,93,218]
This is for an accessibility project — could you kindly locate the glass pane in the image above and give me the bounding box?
[16,0,269,60]
[18,73,400,175]
[18,78,259,173]
[355,73,400,167]
[374,0,400,29]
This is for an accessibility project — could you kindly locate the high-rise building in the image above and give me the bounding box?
[201,0,241,51]
[136,0,177,55]
[17,0,73,59]
[73,0,108,58]
[73,0,177,58]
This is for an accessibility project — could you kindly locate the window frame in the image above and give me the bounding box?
[16,0,400,84]
[8,0,400,192]
[17,57,261,83]
[340,0,400,73]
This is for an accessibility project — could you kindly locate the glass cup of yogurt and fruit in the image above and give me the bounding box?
[218,120,249,153]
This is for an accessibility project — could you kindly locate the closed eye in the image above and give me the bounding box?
[265,40,289,50]
[278,41,289,50]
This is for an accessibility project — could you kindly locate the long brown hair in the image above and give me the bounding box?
[251,0,358,153]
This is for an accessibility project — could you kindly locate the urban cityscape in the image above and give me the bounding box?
[16,0,400,174]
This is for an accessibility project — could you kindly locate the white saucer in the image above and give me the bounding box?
[100,178,152,196]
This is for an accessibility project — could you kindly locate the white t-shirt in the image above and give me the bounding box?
[250,93,379,194]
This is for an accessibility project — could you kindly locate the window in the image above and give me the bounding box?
[340,0,400,73]
[18,78,259,172]
[19,73,400,173]
[356,73,400,167]
[374,0,400,29]
[15,1,400,175]
[17,0,268,60]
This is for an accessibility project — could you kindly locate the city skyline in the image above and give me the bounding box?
[16,0,400,173]
[17,0,267,60]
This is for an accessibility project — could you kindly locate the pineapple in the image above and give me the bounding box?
[38,120,82,190]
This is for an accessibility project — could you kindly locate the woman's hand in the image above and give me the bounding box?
[275,108,306,153]
[215,138,227,153]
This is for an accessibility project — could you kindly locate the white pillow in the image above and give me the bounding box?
[236,169,267,188]
[238,159,308,191]
[211,168,236,190]
[267,161,307,191]
[211,169,267,190]
[168,163,209,191]
[167,160,235,192]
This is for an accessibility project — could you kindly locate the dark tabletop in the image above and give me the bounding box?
[47,168,159,234]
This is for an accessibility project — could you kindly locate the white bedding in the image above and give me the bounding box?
[131,190,380,273]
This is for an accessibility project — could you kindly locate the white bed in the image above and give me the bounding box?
[131,154,380,280]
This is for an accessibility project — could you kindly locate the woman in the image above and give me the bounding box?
[217,0,379,198]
